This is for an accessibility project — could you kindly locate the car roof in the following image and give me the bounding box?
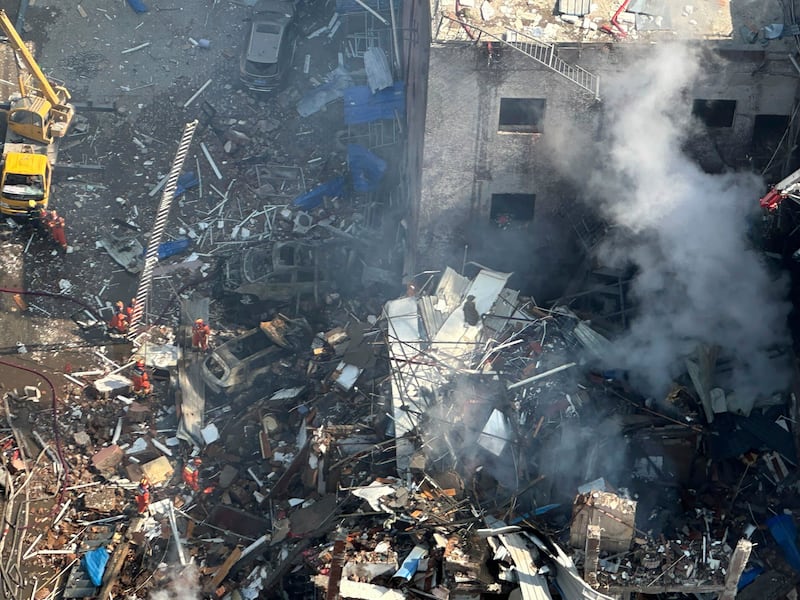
[252,0,295,19]
[247,21,284,63]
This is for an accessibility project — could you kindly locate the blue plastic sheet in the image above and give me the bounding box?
[174,172,199,198]
[158,238,192,260]
[767,514,800,572]
[82,547,109,587]
[126,0,149,13]
[347,144,386,192]
[738,566,764,590]
[343,82,405,125]
[293,177,345,210]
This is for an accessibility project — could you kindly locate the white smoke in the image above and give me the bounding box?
[150,563,200,600]
[582,44,791,397]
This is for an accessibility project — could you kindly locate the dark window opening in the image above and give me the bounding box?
[490,193,536,224]
[752,114,791,170]
[692,99,736,128]
[498,98,545,133]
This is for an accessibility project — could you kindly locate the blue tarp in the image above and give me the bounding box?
[158,238,192,260]
[738,566,764,590]
[347,144,386,192]
[293,177,346,210]
[767,514,800,572]
[174,172,199,198]
[82,547,109,587]
[126,0,149,12]
[343,82,405,125]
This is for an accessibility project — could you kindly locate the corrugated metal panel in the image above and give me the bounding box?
[557,0,591,16]
[484,287,520,335]
[432,269,510,368]
[483,520,553,600]
[572,321,612,361]
[530,535,616,600]
[418,295,444,340]
[364,47,393,93]
[434,266,471,314]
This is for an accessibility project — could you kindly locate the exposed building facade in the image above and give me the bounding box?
[405,0,800,298]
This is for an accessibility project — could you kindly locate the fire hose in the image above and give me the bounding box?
[0,360,70,510]
[601,0,630,38]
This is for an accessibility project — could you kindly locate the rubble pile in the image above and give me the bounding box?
[2,260,799,598]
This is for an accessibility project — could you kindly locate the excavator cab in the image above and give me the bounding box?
[0,11,74,144]
[7,79,73,144]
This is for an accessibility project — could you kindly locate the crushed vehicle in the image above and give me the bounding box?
[221,240,350,303]
[239,0,298,92]
[201,315,309,394]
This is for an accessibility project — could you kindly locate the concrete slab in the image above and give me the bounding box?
[141,456,174,485]
[91,445,124,472]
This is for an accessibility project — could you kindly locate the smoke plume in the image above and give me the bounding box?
[577,44,791,398]
[150,563,200,600]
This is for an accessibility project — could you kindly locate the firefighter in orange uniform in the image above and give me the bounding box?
[47,210,67,251]
[108,301,128,334]
[191,318,211,352]
[182,458,202,491]
[135,477,150,514]
[125,298,137,321]
[131,360,152,398]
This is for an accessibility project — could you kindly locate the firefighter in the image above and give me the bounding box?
[125,298,137,322]
[463,294,480,326]
[182,458,202,492]
[108,301,128,334]
[135,477,150,514]
[191,318,211,352]
[131,360,152,398]
[47,210,67,251]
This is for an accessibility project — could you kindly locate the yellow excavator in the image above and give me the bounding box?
[0,9,73,215]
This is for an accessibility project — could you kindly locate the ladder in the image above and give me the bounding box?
[128,120,199,339]
[438,14,600,100]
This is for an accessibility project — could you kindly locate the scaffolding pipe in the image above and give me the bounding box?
[353,0,388,24]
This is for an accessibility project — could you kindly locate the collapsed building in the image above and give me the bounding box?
[1,0,800,598]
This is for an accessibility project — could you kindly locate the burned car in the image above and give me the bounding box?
[201,315,310,394]
[239,0,298,92]
[221,240,351,303]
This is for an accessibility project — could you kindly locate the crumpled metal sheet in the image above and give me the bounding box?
[364,46,393,93]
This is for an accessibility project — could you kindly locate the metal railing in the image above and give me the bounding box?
[437,13,600,99]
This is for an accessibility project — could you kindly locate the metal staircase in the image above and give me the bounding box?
[128,119,198,339]
[437,14,600,99]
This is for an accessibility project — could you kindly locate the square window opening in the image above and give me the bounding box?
[692,99,736,128]
[499,98,546,133]
[490,193,536,224]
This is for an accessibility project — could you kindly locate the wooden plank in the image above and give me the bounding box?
[204,547,242,593]
[97,541,131,600]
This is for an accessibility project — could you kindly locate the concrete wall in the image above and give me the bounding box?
[400,0,431,283]
[415,43,799,297]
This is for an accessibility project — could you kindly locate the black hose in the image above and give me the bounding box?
[0,360,70,509]
[0,287,102,321]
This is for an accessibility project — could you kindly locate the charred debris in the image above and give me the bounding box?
[3,256,800,600]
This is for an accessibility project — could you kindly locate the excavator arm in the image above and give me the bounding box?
[760,167,800,211]
[0,10,67,107]
[0,10,73,143]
